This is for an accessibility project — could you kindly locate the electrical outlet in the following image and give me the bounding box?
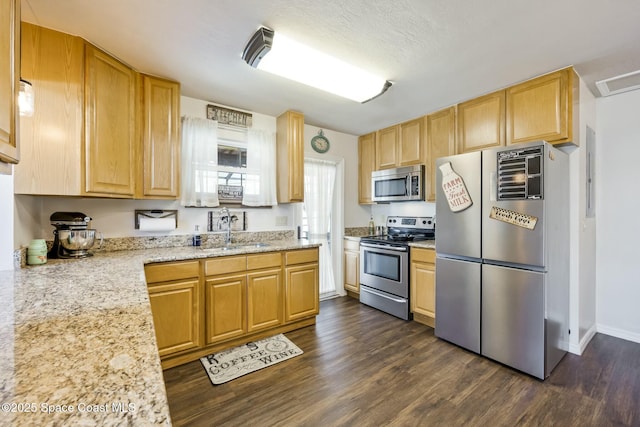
[275,216,288,226]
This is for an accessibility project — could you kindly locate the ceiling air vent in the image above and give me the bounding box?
[596,69,640,96]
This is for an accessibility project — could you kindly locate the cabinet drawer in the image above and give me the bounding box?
[145,260,200,284]
[411,248,435,264]
[247,252,282,270]
[205,256,246,276]
[344,239,360,252]
[285,248,319,265]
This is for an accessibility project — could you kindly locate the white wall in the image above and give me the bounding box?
[596,88,640,343]
[303,124,366,228]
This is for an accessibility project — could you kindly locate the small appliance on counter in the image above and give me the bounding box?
[48,212,102,259]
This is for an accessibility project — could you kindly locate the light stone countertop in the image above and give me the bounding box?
[408,240,437,250]
[0,239,319,426]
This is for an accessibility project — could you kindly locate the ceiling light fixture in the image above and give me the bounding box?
[18,79,34,117]
[242,27,392,103]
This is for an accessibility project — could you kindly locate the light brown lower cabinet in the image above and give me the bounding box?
[145,248,318,369]
[343,238,360,295]
[145,261,202,357]
[284,248,319,322]
[410,247,436,328]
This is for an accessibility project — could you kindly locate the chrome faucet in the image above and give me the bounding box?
[220,207,232,245]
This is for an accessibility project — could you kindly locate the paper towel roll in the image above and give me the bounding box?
[139,217,176,232]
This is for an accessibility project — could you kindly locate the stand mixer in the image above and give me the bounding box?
[48,212,101,259]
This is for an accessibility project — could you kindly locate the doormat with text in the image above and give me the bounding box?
[200,334,303,385]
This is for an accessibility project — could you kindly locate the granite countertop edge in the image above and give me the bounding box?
[0,239,319,426]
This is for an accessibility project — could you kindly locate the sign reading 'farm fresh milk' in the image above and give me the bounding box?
[440,162,472,212]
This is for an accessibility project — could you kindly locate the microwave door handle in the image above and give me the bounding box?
[405,176,410,196]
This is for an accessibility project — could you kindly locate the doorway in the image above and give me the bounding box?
[300,157,344,299]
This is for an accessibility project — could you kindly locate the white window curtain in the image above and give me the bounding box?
[304,158,336,296]
[242,129,278,206]
[180,116,220,207]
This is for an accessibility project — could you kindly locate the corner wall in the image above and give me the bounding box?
[595,88,640,343]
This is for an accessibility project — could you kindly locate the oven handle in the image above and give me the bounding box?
[361,286,407,303]
[360,242,408,252]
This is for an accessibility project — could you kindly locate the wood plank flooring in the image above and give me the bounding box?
[163,296,640,426]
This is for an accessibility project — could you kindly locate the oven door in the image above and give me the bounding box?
[359,242,409,297]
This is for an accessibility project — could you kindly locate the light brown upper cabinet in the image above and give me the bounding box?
[138,74,181,199]
[375,118,423,170]
[506,67,577,146]
[15,23,181,198]
[0,0,20,164]
[15,23,84,195]
[375,125,398,170]
[425,107,456,201]
[399,118,423,166]
[276,110,304,203]
[84,44,136,197]
[457,90,505,153]
[358,132,376,204]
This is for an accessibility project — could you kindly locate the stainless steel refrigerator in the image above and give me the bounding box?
[435,141,570,379]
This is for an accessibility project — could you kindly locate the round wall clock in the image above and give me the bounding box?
[311,130,330,153]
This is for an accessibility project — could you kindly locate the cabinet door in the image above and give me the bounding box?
[358,132,376,204]
[426,107,456,201]
[15,23,84,195]
[285,263,319,322]
[148,279,201,357]
[84,44,136,196]
[247,268,282,332]
[375,125,399,170]
[506,68,574,146]
[205,273,246,344]
[139,75,180,198]
[0,0,19,164]
[343,249,359,293]
[457,90,505,153]
[276,110,304,203]
[411,262,435,317]
[399,118,423,166]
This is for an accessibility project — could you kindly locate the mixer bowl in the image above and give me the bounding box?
[58,229,100,251]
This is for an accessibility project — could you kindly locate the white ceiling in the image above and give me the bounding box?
[21,0,640,136]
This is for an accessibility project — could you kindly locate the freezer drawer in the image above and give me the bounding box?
[435,256,481,353]
[481,263,545,379]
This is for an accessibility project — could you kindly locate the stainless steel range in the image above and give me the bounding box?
[359,216,435,320]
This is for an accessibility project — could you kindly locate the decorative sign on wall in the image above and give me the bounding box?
[206,104,253,127]
[439,162,473,212]
[489,206,538,230]
[208,210,246,232]
[218,185,243,204]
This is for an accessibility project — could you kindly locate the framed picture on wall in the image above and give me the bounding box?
[208,210,246,232]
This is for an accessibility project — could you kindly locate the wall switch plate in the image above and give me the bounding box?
[275,216,288,226]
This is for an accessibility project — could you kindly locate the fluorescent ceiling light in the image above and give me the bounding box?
[242,27,392,103]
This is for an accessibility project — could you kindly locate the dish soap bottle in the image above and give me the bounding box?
[368,216,375,235]
[192,225,201,247]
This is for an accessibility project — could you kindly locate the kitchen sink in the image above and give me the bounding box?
[216,242,270,251]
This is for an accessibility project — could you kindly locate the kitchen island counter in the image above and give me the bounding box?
[0,240,318,426]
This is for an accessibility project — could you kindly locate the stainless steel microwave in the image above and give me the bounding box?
[371,164,425,202]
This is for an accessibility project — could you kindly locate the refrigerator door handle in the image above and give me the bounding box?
[489,171,497,201]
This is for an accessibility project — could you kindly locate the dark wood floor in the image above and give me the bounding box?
[163,296,640,426]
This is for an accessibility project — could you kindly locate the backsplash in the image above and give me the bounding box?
[15,230,295,269]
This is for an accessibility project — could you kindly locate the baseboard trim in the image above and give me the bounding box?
[596,324,640,344]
